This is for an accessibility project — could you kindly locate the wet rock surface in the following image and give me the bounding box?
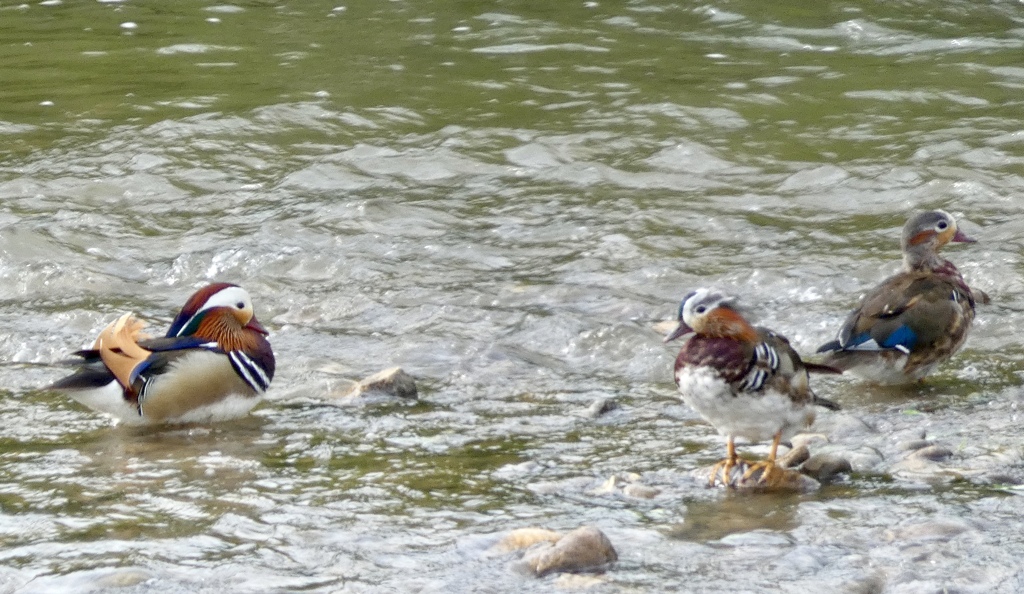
[490,528,562,554]
[479,386,1024,590]
[520,526,618,577]
[269,366,419,406]
[588,473,662,499]
[689,460,822,492]
[778,444,810,468]
[484,526,618,579]
[800,452,853,483]
[338,367,418,400]
[3,1,1022,592]
[585,397,619,418]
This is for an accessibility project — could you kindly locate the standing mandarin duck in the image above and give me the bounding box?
[48,282,275,425]
[817,210,987,384]
[665,289,839,488]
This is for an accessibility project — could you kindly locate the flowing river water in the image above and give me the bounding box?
[1,1,1024,592]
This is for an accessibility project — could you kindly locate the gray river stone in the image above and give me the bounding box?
[585,397,619,418]
[341,366,418,400]
[800,452,853,482]
[910,444,954,462]
[520,526,618,577]
[778,444,810,468]
[489,528,563,555]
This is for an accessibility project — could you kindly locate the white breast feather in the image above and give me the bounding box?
[675,366,813,443]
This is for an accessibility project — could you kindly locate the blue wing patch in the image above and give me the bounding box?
[842,326,916,354]
[127,336,221,385]
[139,336,218,352]
[880,325,917,351]
[128,358,153,386]
[843,331,879,350]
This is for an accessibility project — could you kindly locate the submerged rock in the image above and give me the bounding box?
[333,367,418,401]
[587,473,660,499]
[691,459,821,492]
[800,453,852,483]
[910,444,954,462]
[622,483,661,499]
[884,517,974,543]
[585,397,618,418]
[735,465,820,491]
[521,526,618,577]
[588,474,629,496]
[789,433,830,451]
[94,569,154,588]
[779,444,810,469]
[490,528,562,554]
[834,445,886,472]
[898,439,933,452]
[553,574,610,589]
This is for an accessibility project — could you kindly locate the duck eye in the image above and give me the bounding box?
[236,302,245,309]
[936,221,948,230]
[695,306,707,314]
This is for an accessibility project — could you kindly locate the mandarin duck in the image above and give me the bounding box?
[665,288,839,488]
[817,210,986,384]
[48,282,275,425]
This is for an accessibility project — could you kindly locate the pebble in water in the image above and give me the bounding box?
[333,366,418,401]
[588,473,661,499]
[520,526,618,578]
[489,528,562,554]
[910,444,954,462]
[778,444,810,468]
[2,0,1023,591]
[585,397,618,418]
[489,526,618,578]
[800,452,853,483]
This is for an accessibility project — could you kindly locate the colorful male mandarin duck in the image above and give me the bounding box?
[817,210,986,384]
[665,289,839,488]
[49,282,275,425]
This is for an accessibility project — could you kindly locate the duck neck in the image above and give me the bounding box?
[903,246,944,272]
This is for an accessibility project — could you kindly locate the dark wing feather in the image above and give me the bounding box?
[812,394,841,411]
[826,271,974,353]
[48,360,117,391]
[756,329,825,407]
[804,362,842,375]
[47,349,115,390]
[138,335,219,353]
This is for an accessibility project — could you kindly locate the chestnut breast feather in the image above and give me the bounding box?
[675,336,753,385]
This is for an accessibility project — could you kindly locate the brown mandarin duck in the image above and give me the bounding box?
[665,288,839,488]
[817,210,987,384]
[48,282,275,425]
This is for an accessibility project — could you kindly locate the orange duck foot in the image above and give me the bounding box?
[739,460,782,487]
[708,457,758,487]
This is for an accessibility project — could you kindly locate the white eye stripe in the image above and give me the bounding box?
[682,288,730,324]
[175,288,255,337]
[200,287,253,313]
